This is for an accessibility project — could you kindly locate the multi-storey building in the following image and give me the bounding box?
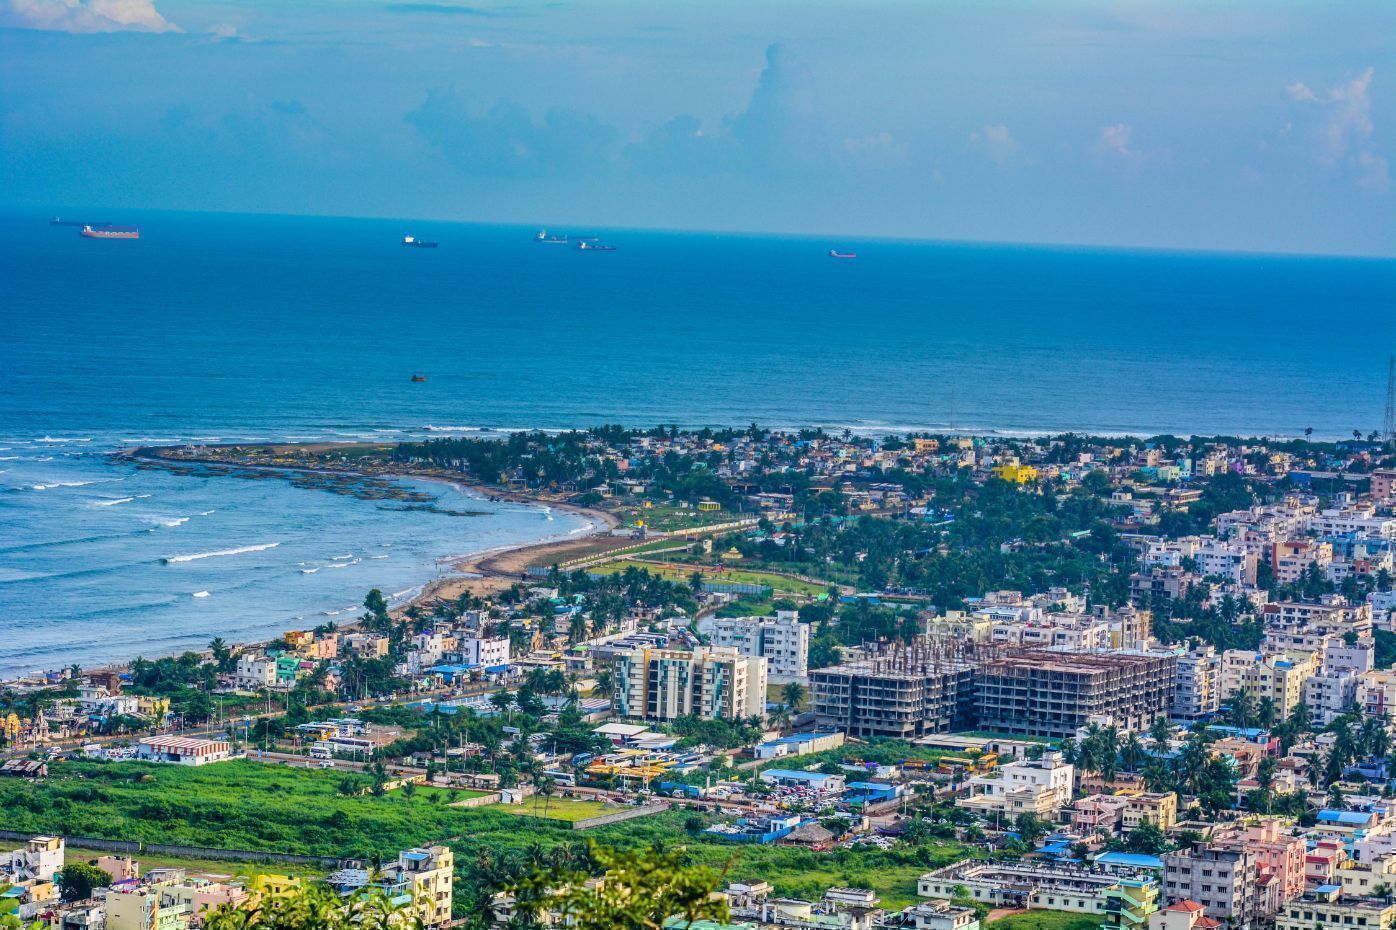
[611,646,766,722]
[1172,646,1220,721]
[810,645,978,739]
[1233,651,1318,719]
[975,651,1175,738]
[1161,844,1262,930]
[957,752,1075,820]
[1124,793,1178,834]
[705,611,810,682]
[1209,821,1305,913]
[1275,890,1396,930]
[234,654,276,690]
[457,636,510,667]
[379,846,454,928]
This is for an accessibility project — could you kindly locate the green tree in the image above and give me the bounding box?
[60,862,112,902]
[511,843,727,930]
[781,681,806,712]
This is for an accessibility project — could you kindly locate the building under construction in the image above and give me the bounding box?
[810,639,990,739]
[976,650,1176,738]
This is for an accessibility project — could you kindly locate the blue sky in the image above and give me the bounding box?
[1,0,1391,255]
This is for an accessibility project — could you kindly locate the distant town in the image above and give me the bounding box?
[7,425,1396,930]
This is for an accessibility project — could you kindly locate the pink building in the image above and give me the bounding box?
[1305,839,1347,887]
[1072,794,1130,836]
[1212,821,1306,914]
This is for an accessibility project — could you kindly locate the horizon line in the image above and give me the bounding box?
[8,202,1395,262]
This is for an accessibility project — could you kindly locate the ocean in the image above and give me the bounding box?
[2,209,1394,676]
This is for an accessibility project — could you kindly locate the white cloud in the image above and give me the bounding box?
[841,131,909,168]
[1096,123,1134,158]
[2,0,178,33]
[1287,67,1388,193]
[969,124,1025,167]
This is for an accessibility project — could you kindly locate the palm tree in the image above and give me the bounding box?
[781,681,806,712]
[1120,733,1145,774]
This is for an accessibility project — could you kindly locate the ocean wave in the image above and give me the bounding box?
[36,436,93,444]
[192,591,210,598]
[31,480,99,490]
[93,497,136,507]
[300,568,319,574]
[157,517,191,527]
[0,456,18,461]
[331,553,354,560]
[161,542,280,564]
[198,510,216,516]
[369,554,389,559]
[324,559,359,569]
[423,424,481,432]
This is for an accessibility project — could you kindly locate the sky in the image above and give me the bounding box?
[0,0,1392,256]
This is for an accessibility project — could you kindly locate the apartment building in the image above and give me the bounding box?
[704,611,810,682]
[1233,651,1318,719]
[611,645,767,722]
[956,752,1075,819]
[233,654,276,690]
[380,846,455,928]
[457,636,510,667]
[1356,668,1396,720]
[1270,540,1334,586]
[1172,647,1220,721]
[1210,821,1305,911]
[1276,890,1396,930]
[919,860,1156,922]
[1124,793,1179,834]
[810,651,978,739]
[1161,844,1262,930]
[975,651,1176,738]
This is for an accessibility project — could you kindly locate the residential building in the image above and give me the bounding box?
[234,655,275,690]
[1357,668,1396,720]
[1161,843,1262,930]
[1275,889,1396,930]
[611,646,766,722]
[1149,901,1220,930]
[378,846,454,928]
[975,651,1176,739]
[1172,647,1220,721]
[705,611,810,682]
[919,861,1154,918]
[956,752,1075,820]
[1210,821,1305,910]
[1234,651,1317,719]
[458,636,510,668]
[1124,793,1178,834]
[897,900,980,930]
[1073,794,1130,835]
[810,648,978,739]
[0,836,63,884]
[1103,879,1161,930]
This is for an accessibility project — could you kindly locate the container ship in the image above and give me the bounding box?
[576,241,616,252]
[828,249,857,259]
[402,235,438,248]
[535,229,568,243]
[80,225,139,240]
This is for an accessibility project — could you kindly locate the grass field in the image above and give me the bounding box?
[497,797,615,822]
[986,911,1099,930]
[594,559,828,597]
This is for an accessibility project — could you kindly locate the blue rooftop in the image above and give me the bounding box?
[1318,810,1372,825]
[1096,852,1165,869]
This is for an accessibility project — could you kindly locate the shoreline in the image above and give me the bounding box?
[7,449,625,686]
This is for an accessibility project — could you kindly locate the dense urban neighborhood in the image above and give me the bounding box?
[8,427,1396,930]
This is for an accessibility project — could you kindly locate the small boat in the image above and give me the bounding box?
[411,374,428,383]
[576,241,616,252]
[535,229,568,243]
[402,235,438,248]
[81,225,139,240]
[828,250,857,259]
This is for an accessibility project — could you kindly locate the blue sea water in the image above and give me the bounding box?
[2,209,1394,675]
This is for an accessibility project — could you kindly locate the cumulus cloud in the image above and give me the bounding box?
[406,90,616,177]
[2,0,178,33]
[841,132,909,169]
[1286,67,1387,192]
[969,124,1025,167]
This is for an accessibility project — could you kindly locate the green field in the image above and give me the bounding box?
[496,797,615,822]
[2,759,970,913]
[986,911,1099,930]
[594,559,828,597]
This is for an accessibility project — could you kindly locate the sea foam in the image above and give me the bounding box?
[162,542,280,564]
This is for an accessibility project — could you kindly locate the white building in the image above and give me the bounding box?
[1172,646,1221,721]
[0,836,64,884]
[704,611,810,682]
[612,645,767,722]
[956,752,1075,819]
[234,654,276,690]
[458,636,510,667]
[136,736,233,766]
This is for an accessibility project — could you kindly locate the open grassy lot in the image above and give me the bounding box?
[594,559,827,597]
[496,797,615,822]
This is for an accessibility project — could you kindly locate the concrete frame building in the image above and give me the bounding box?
[810,642,980,739]
[975,651,1176,738]
[612,645,766,722]
[1161,844,1263,930]
[705,611,810,683]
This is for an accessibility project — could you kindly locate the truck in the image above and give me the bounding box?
[658,781,706,799]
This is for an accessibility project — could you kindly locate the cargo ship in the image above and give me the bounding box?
[411,373,428,382]
[828,250,857,259]
[535,229,568,243]
[576,241,616,252]
[80,225,139,240]
[52,217,111,228]
[402,235,438,248]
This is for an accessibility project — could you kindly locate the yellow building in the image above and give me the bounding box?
[1240,652,1318,719]
[992,463,1039,484]
[697,499,721,512]
[381,846,454,928]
